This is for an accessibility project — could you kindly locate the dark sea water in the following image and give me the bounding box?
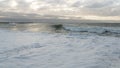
[0,23,120,36]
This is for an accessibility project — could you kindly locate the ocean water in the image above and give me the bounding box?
[0,23,120,37]
[0,23,120,68]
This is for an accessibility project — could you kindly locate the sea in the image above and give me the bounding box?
[0,22,120,68]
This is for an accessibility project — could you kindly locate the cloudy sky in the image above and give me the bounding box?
[0,0,120,22]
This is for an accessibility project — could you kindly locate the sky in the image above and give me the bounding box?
[0,0,120,22]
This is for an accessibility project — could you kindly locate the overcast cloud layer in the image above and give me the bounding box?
[0,0,120,22]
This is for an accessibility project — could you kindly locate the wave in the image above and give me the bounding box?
[62,25,120,35]
[1,23,120,36]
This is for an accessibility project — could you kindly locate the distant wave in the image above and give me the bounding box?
[0,23,120,36]
[63,25,120,35]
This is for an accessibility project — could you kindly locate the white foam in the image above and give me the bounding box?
[0,29,120,68]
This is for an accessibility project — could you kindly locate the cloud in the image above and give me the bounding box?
[0,0,120,21]
[70,0,120,16]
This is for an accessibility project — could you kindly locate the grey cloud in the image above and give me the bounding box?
[71,0,117,8]
[71,1,82,7]
[85,1,113,8]
[44,0,65,5]
[0,11,39,19]
[16,0,30,9]
[70,0,120,16]
[0,0,11,8]
[0,11,70,19]
[0,0,120,21]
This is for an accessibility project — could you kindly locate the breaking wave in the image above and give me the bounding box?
[62,25,120,36]
[0,23,120,36]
